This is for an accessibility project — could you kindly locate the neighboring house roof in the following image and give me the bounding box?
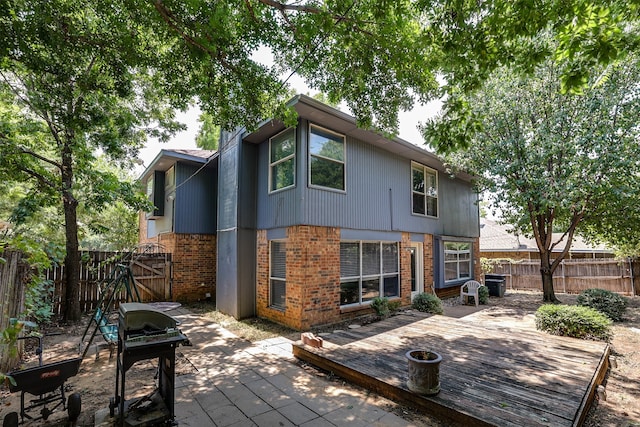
[242,94,474,182]
[139,149,217,181]
[480,218,612,253]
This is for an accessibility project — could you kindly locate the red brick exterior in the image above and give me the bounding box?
[424,234,434,293]
[139,212,216,302]
[257,226,437,330]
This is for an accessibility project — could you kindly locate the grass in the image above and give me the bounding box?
[185,301,298,342]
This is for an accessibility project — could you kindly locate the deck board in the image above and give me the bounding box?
[293,313,609,427]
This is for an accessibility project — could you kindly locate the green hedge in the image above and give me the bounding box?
[412,293,444,314]
[535,304,612,341]
[576,288,627,322]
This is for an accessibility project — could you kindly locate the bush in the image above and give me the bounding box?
[371,297,390,318]
[576,288,627,322]
[467,285,489,305]
[535,304,612,341]
[412,293,444,314]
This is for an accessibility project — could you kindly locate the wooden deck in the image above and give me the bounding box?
[293,313,610,427]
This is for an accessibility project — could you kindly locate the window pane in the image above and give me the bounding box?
[445,262,458,281]
[426,171,437,197]
[412,167,424,192]
[459,261,471,278]
[310,156,344,190]
[382,243,398,273]
[445,252,457,262]
[383,275,399,297]
[426,197,437,216]
[340,242,360,277]
[271,158,294,191]
[271,241,286,278]
[362,278,380,302]
[310,128,344,161]
[270,279,286,309]
[340,281,359,305]
[271,129,295,162]
[362,243,380,275]
[412,193,425,215]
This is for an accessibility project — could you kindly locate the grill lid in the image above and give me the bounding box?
[119,302,178,332]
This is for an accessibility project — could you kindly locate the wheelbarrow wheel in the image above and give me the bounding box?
[67,392,82,422]
[2,412,18,427]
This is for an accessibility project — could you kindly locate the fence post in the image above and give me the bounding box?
[562,260,566,293]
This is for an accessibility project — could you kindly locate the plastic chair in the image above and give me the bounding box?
[461,280,482,307]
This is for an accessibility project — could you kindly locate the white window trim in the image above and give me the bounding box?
[269,240,287,310]
[308,123,347,193]
[340,241,400,308]
[269,128,296,194]
[444,241,472,283]
[411,161,439,218]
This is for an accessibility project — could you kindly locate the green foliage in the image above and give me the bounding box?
[577,288,628,322]
[448,54,640,300]
[535,304,612,341]
[412,293,444,315]
[371,297,391,318]
[24,276,55,324]
[480,258,503,275]
[195,112,221,150]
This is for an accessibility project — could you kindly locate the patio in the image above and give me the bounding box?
[293,311,610,427]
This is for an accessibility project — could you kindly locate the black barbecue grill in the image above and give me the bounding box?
[110,303,190,426]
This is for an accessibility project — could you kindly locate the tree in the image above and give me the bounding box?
[447,56,640,302]
[147,0,639,149]
[0,1,182,321]
[195,113,221,151]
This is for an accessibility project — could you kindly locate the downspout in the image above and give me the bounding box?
[389,188,394,231]
[629,257,636,297]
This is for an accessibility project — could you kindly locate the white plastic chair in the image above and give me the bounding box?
[460,280,482,307]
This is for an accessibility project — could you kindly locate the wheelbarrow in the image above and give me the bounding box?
[2,336,82,426]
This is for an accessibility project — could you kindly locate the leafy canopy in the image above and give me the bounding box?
[447,53,640,298]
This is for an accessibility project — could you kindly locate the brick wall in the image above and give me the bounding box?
[257,227,440,330]
[257,226,340,330]
[139,212,216,302]
[424,234,434,293]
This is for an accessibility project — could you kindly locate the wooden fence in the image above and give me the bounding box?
[487,258,639,295]
[47,250,172,315]
[0,251,29,372]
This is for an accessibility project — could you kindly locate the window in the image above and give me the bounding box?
[444,242,472,282]
[340,241,399,306]
[270,241,286,309]
[309,125,345,191]
[412,163,438,216]
[270,128,296,192]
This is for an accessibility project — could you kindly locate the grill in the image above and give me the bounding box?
[110,303,190,426]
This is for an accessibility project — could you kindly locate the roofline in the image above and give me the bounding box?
[138,149,219,181]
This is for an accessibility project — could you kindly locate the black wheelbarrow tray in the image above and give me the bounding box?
[3,357,82,425]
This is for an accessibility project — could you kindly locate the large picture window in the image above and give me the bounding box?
[270,241,286,309]
[309,125,345,191]
[444,242,472,282]
[270,128,295,192]
[412,162,438,217]
[340,241,399,306]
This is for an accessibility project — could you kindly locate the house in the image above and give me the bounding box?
[139,95,481,330]
[480,218,614,260]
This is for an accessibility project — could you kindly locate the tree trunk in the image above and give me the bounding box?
[62,142,81,322]
[540,252,559,303]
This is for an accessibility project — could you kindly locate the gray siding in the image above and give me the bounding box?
[174,162,217,234]
[256,119,479,238]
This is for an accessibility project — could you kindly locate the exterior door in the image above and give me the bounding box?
[409,243,424,301]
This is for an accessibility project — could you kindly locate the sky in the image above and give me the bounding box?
[137,48,442,170]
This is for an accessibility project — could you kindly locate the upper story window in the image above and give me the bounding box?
[269,128,296,193]
[309,125,345,191]
[412,162,438,217]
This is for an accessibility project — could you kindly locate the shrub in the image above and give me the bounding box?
[468,285,490,305]
[412,293,444,315]
[576,288,627,322]
[535,304,612,341]
[371,297,390,318]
